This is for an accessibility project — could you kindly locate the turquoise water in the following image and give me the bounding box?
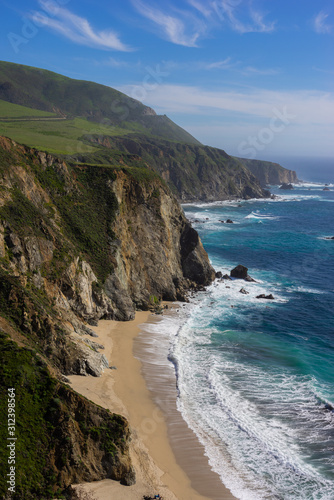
[170,181,334,499]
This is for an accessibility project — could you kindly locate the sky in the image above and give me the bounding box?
[1,0,334,161]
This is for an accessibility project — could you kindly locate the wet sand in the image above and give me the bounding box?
[69,310,235,500]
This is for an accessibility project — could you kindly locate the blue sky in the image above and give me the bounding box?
[1,0,333,160]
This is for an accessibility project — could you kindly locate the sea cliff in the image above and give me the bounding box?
[0,135,214,499]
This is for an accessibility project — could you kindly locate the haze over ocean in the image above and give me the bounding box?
[142,166,334,499]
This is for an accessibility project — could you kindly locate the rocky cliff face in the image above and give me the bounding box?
[0,135,214,375]
[0,135,215,498]
[237,157,299,186]
[109,170,215,317]
[77,135,270,202]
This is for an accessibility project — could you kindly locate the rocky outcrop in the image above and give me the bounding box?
[279,183,294,190]
[237,157,299,187]
[109,170,215,315]
[230,265,248,279]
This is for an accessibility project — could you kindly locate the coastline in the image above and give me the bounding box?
[69,310,236,500]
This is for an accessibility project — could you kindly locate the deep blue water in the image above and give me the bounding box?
[172,180,334,499]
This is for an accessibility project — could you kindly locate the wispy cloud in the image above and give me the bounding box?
[117,83,334,127]
[242,66,280,76]
[188,0,276,34]
[133,1,203,47]
[313,11,332,34]
[205,57,234,70]
[31,0,132,51]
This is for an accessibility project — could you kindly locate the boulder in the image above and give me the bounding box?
[215,271,223,279]
[231,265,248,279]
[323,187,330,191]
[226,219,234,223]
[245,275,256,282]
[325,236,334,240]
[222,274,232,280]
[279,183,294,190]
[239,288,249,295]
[256,294,275,300]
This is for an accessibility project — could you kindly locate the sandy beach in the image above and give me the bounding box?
[69,310,236,500]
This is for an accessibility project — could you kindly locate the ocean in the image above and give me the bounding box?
[137,168,334,499]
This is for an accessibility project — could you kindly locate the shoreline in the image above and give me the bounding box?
[69,310,236,500]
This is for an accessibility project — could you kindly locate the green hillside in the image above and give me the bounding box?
[0,99,56,119]
[0,61,200,146]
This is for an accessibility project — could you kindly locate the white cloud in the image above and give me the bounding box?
[31,1,132,51]
[133,1,202,47]
[117,83,334,127]
[314,11,332,34]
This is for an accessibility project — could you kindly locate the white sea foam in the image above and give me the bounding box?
[245,211,280,220]
[170,298,334,499]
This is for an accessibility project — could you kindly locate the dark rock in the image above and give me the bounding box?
[239,288,249,295]
[323,187,330,191]
[245,275,256,282]
[120,467,136,486]
[279,183,294,190]
[222,274,232,280]
[219,220,225,223]
[109,366,117,370]
[325,236,334,240]
[256,294,275,300]
[226,219,234,223]
[87,318,99,327]
[215,271,223,279]
[231,265,248,279]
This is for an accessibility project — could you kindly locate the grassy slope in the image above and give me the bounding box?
[0,61,200,146]
[0,113,135,154]
[0,99,56,118]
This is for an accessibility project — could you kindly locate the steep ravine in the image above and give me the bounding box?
[0,135,215,498]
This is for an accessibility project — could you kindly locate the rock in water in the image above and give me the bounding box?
[256,294,275,300]
[239,288,249,295]
[279,183,294,190]
[226,219,234,223]
[215,271,223,279]
[231,265,248,279]
[245,275,256,282]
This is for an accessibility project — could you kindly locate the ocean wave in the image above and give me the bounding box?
[245,211,280,220]
[172,304,334,499]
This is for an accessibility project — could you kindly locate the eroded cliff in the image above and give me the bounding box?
[0,135,215,498]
